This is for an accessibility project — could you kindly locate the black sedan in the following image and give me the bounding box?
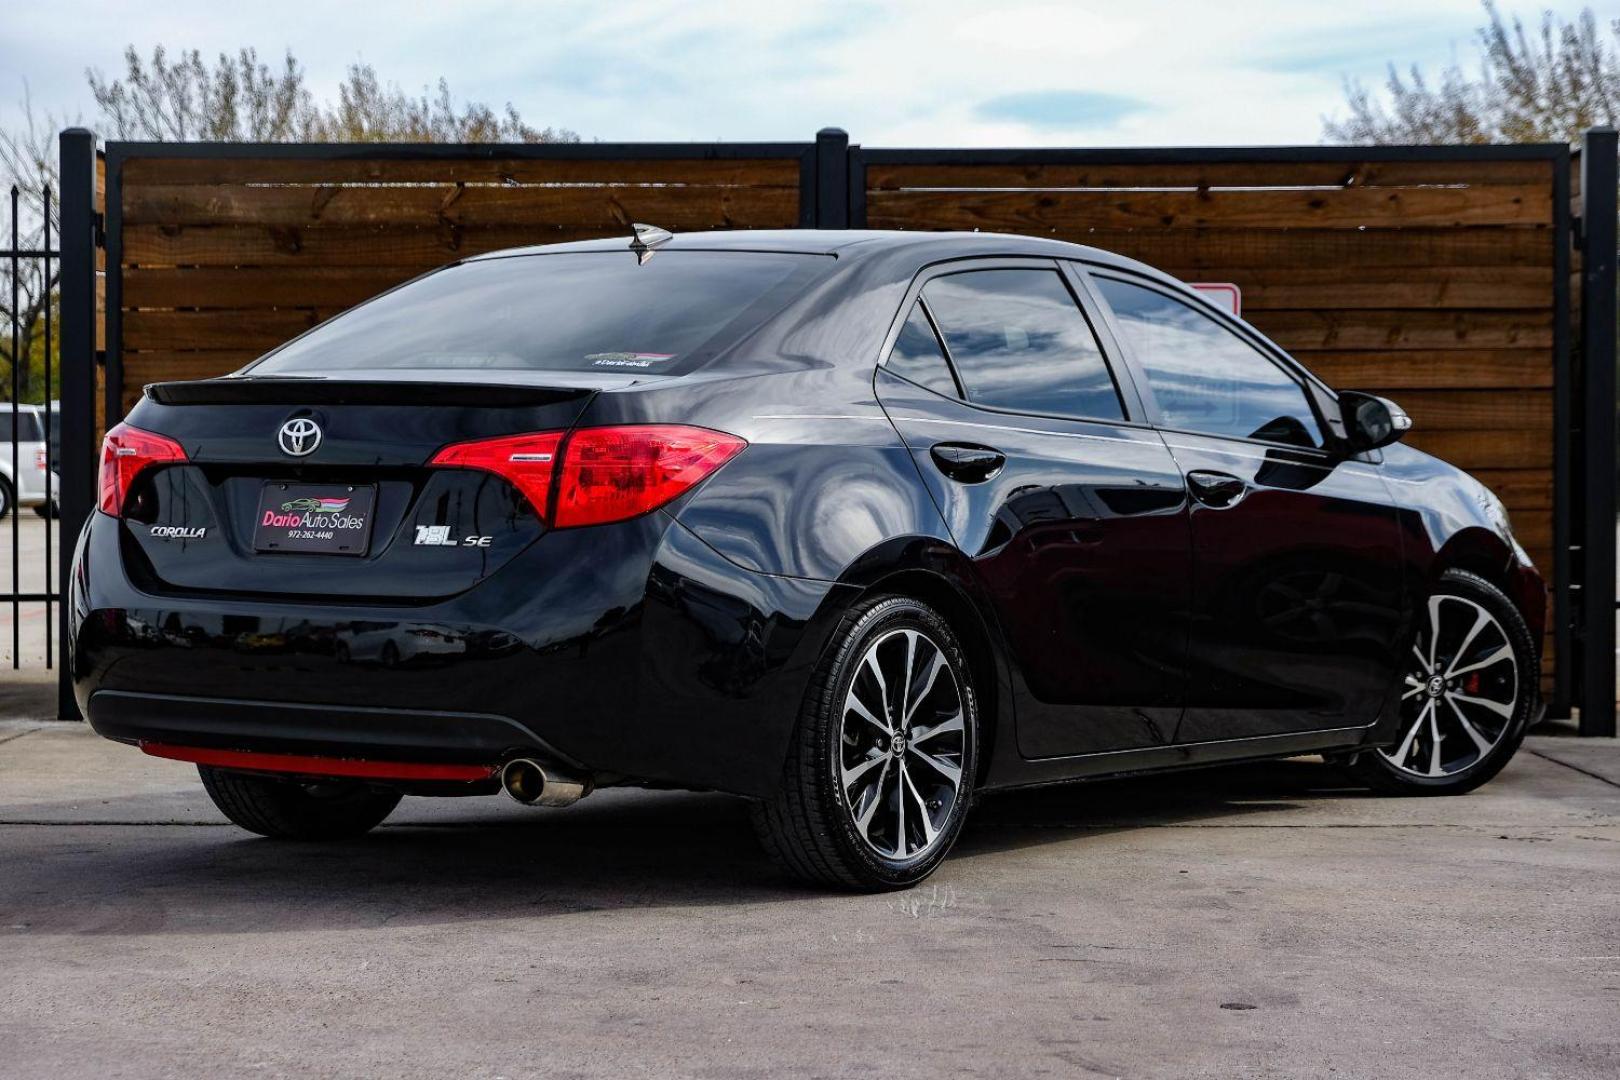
[71,228,1546,890]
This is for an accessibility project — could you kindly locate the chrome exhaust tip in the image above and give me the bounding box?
[500,758,590,807]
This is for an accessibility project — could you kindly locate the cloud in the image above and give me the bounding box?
[977,90,1149,131]
[0,0,1604,148]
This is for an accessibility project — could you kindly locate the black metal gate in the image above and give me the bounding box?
[2,177,60,674]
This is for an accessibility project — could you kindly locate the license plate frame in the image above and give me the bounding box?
[252,482,378,556]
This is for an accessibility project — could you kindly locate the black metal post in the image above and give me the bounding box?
[815,127,849,228]
[56,129,97,721]
[1553,152,1574,717]
[42,185,52,668]
[1579,127,1618,737]
[10,185,19,669]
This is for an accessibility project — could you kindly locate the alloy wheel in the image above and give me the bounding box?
[1379,593,1519,778]
[838,627,966,860]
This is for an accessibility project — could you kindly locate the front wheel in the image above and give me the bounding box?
[199,766,402,839]
[752,595,978,890]
[1350,569,1538,795]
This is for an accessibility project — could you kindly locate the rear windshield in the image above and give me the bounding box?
[247,250,831,376]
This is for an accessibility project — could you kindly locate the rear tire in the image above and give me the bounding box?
[198,765,402,839]
[1350,569,1537,796]
[752,595,978,891]
[0,478,12,520]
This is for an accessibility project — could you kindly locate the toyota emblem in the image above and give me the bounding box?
[278,417,322,457]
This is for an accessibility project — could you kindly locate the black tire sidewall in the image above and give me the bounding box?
[199,765,401,839]
[1356,568,1538,795]
[812,597,978,887]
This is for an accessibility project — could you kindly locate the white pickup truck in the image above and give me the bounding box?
[1,403,59,519]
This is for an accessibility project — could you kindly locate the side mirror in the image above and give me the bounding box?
[1337,391,1411,452]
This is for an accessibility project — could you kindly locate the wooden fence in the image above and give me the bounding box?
[851,146,1571,696]
[104,144,816,418]
[73,132,1615,721]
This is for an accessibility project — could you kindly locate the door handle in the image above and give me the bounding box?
[1186,469,1247,508]
[930,442,1006,484]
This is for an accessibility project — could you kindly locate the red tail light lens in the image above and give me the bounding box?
[429,431,563,516]
[553,425,747,528]
[98,422,187,516]
[430,424,745,529]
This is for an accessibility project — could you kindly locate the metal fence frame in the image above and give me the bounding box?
[52,126,1619,734]
[3,175,59,668]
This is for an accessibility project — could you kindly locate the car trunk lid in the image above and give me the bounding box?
[117,375,623,601]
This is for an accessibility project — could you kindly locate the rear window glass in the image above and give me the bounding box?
[248,251,832,376]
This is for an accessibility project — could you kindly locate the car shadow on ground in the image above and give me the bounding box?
[1,759,1373,936]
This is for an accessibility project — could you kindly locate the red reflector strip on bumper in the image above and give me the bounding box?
[139,743,497,783]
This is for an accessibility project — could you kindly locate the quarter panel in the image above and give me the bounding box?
[606,368,954,582]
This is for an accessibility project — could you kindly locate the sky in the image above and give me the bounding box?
[1,0,1612,147]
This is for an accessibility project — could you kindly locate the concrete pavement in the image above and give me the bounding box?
[0,719,1617,1079]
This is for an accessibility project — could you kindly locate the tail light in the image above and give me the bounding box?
[428,431,563,518]
[34,447,47,472]
[98,422,187,516]
[431,424,745,529]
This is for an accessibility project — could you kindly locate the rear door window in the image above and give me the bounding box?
[921,268,1125,422]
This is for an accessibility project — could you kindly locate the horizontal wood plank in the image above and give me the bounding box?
[124,183,799,229]
[865,159,1554,191]
[121,223,617,268]
[1297,350,1552,389]
[1250,310,1553,351]
[1356,388,1552,431]
[123,351,260,383]
[124,309,327,351]
[1402,428,1552,469]
[1187,267,1554,311]
[1082,228,1554,270]
[123,156,803,187]
[867,185,1553,231]
[125,266,422,309]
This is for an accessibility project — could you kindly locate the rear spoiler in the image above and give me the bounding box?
[145,378,596,409]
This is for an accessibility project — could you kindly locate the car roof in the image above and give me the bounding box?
[465,228,1157,275]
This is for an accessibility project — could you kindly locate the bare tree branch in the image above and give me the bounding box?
[1324,1,1620,144]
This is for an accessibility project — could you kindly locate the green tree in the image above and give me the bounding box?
[1324,2,1620,144]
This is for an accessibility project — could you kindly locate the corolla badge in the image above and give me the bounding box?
[278,417,322,457]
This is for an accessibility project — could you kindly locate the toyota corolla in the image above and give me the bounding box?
[70,228,1545,890]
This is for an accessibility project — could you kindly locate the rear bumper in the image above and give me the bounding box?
[86,689,562,765]
[71,510,856,798]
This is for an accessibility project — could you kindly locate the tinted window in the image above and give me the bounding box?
[0,412,41,442]
[1096,277,1323,448]
[251,252,833,375]
[885,304,959,397]
[922,269,1124,421]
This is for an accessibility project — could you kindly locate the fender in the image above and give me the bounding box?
[825,534,1020,789]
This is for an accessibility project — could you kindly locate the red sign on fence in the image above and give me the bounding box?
[1191,282,1241,317]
